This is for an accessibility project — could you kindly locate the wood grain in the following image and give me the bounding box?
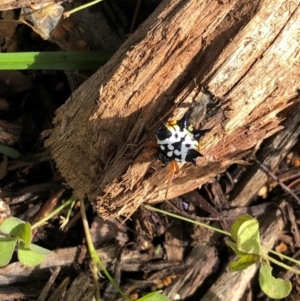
[45,0,300,218]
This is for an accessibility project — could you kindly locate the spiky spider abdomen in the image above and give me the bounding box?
[155,115,207,166]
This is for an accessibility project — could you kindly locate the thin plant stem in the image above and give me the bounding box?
[145,205,300,276]
[263,247,300,268]
[32,197,75,230]
[64,0,104,18]
[144,205,231,237]
[262,253,300,275]
[79,198,131,301]
[91,261,101,301]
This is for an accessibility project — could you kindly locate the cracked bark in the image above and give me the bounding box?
[45,0,300,218]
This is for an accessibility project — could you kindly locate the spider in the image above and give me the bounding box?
[138,113,209,198]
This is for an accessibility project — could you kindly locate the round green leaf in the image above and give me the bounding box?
[137,291,169,301]
[18,243,49,267]
[259,262,292,299]
[230,215,254,242]
[0,237,17,267]
[0,217,25,234]
[10,222,31,247]
[229,254,260,272]
[226,240,248,257]
[237,218,261,254]
[28,243,51,255]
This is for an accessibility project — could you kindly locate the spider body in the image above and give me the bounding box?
[155,114,207,166]
[136,114,208,198]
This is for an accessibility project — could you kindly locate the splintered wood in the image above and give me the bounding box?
[45,0,300,218]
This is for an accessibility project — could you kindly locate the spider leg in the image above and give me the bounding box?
[193,129,210,141]
[144,141,159,148]
[195,129,210,154]
[135,148,158,162]
[165,160,180,198]
[177,112,189,130]
[173,160,180,174]
[135,141,159,162]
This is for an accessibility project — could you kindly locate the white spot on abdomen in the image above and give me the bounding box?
[167,151,173,157]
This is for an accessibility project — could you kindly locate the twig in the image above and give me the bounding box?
[129,0,142,34]
[80,198,131,301]
[254,159,300,204]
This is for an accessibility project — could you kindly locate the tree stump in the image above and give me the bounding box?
[45,0,300,218]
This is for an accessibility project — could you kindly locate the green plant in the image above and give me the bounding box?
[79,198,170,301]
[63,0,104,18]
[78,199,299,300]
[0,197,75,267]
[80,198,130,301]
[226,215,292,298]
[0,144,21,158]
[145,206,299,299]
[0,217,51,267]
[0,51,112,70]
[137,291,169,301]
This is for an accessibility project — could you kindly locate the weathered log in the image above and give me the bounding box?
[45,0,300,218]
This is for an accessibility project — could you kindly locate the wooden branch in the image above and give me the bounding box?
[45,0,300,218]
[230,103,300,207]
[0,244,148,285]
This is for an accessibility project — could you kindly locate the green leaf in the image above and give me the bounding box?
[10,222,31,247]
[229,254,260,272]
[28,243,51,255]
[237,218,260,254]
[0,51,112,70]
[0,237,17,267]
[137,291,169,301]
[226,240,248,257]
[230,215,261,254]
[259,262,292,299]
[230,215,254,242]
[0,144,21,159]
[18,242,50,267]
[0,217,25,234]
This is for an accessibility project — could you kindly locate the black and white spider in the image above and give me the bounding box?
[136,113,209,198]
[155,113,209,197]
[155,114,208,165]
